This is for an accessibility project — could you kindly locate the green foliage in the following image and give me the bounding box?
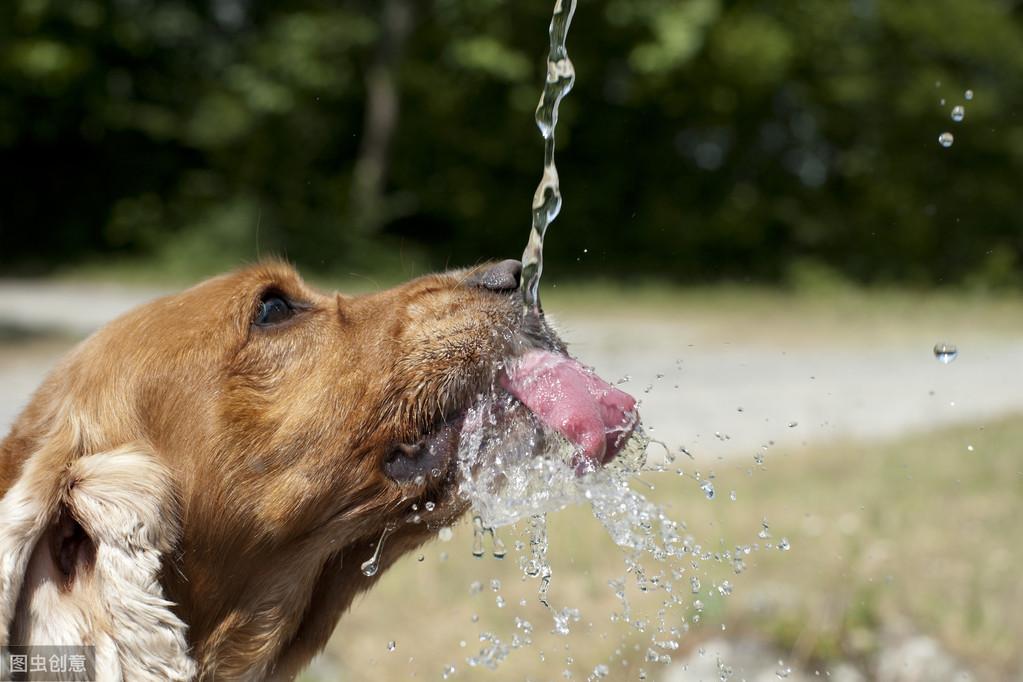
[1,0,1021,285]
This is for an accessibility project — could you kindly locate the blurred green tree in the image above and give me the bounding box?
[0,0,1020,286]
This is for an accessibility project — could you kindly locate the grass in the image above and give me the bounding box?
[302,415,1023,681]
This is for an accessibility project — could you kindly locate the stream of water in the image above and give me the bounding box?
[519,0,578,316]
[441,3,787,679]
[450,2,709,677]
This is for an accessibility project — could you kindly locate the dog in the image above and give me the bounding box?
[0,260,636,680]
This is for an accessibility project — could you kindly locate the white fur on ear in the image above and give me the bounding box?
[0,446,63,646]
[0,445,196,681]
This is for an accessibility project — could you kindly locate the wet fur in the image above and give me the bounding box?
[0,262,520,680]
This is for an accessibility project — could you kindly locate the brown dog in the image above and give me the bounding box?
[0,260,635,680]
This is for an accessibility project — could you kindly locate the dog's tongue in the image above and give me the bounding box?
[500,350,638,467]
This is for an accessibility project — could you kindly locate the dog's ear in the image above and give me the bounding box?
[0,436,195,681]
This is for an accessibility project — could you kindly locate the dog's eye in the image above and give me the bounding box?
[254,295,294,326]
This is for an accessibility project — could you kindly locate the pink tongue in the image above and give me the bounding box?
[500,350,638,467]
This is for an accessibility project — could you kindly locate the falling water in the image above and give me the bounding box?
[519,0,578,316]
[933,342,959,364]
[441,1,792,676]
[448,361,797,677]
[360,523,395,577]
[472,514,508,559]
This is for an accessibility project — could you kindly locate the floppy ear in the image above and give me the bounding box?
[0,442,195,681]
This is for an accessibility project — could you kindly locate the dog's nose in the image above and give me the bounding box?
[468,259,522,293]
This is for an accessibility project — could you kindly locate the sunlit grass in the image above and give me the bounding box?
[303,415,1023,681]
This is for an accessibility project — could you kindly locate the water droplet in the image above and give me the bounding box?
[787,421,798,428]
[933,342,958,363]
[700,480,715,500]
[967,444,974,452]
[492,532,507,558]
[442,664,456,679]
[425,501,436,511]
[729,490,737,502]
[438,527,453,542]
[951,105,965,122]
[717,580,733,596]
[779,537,791,551]
[690,576,701,594]
[776,664,792,678]
[553,607,581,635]
[965,89,974,100]
[360,524,395,577]
[938,132,954,148]
[387,640,396,652]
[592,663,610,678]
[472,515,485,558]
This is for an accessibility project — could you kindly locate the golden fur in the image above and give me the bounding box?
[0,262,522,680]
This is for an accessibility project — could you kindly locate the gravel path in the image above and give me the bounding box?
[2,281,1021,460]
[562,316,1023,460]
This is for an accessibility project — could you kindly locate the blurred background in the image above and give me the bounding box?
[3,0,1023,285]
[2,0,1022,680]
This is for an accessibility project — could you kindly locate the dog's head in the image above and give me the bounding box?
[0,260,634,680]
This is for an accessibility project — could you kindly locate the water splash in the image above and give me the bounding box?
[451,372,788,676]
[457,392,649,529]
[520,0,579,316]
[437,1,795,676]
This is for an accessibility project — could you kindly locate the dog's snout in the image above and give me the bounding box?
[468,259,522,293]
